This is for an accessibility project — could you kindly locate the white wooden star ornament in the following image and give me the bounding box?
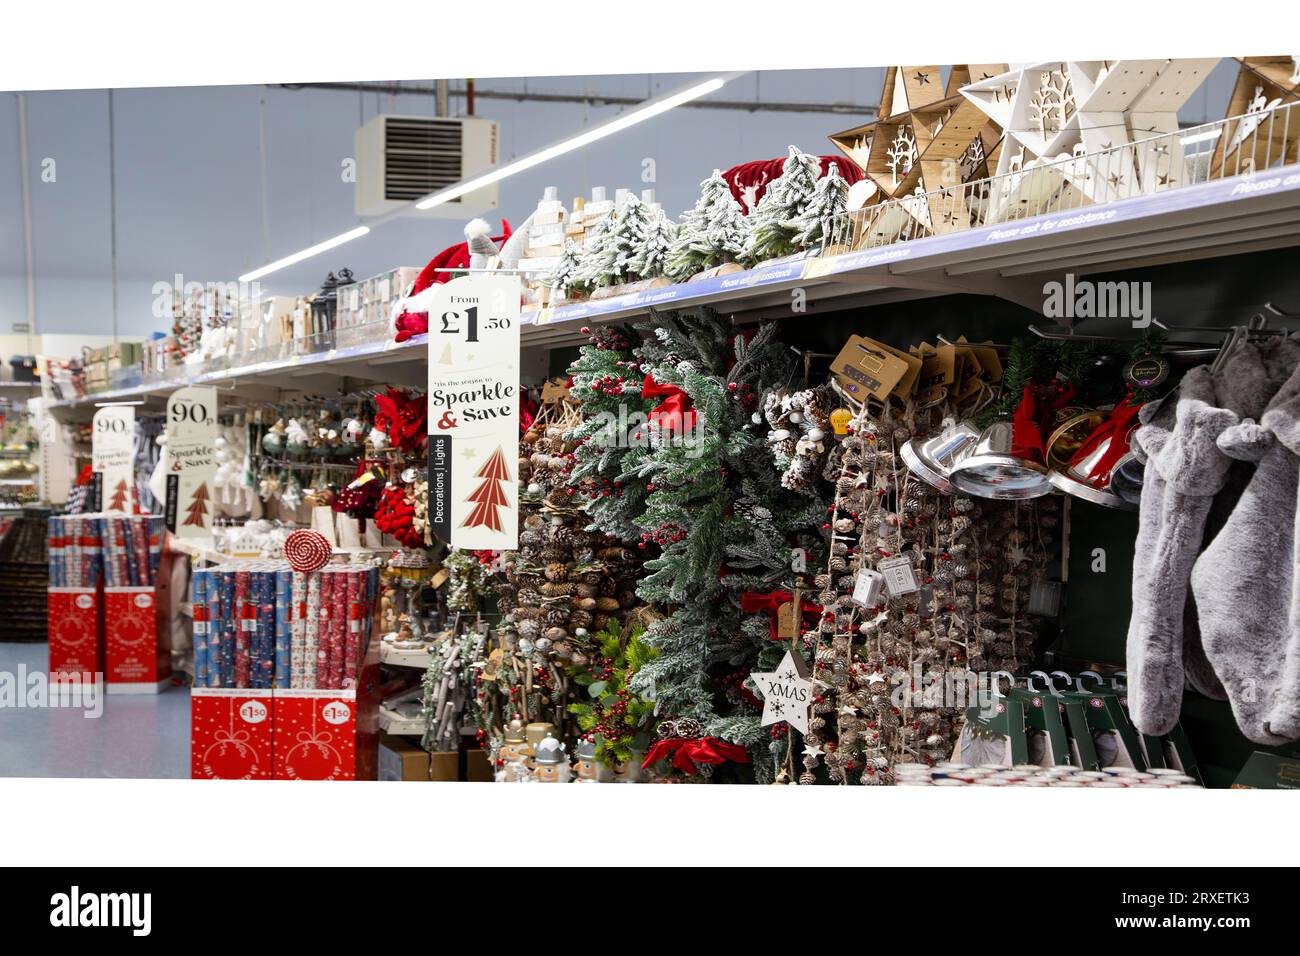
[960,59,1219,216]
[750,648,814,735]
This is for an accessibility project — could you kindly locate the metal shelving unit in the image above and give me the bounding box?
[38,153,1300,416]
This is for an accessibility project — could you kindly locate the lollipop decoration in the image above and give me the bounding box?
[284,529,333,573]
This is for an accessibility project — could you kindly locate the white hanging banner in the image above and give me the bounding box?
[91,405,135,513]
[425,274,521,550]
[165,386,218,538]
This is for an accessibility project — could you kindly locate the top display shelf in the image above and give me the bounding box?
[44,155,1300,415]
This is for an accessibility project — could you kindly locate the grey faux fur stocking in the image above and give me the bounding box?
[1192,343,1300,744]
[1125,344,1273,736]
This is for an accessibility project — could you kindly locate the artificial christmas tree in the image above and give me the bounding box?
[627,205,677,281]
[789,161,849,252]
[744,145,824,265]
[624,309,828,781]
[564,325,658,542]
[665,169,749,281]
[544,240,584,300]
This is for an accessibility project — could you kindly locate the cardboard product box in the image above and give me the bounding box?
[379,733,430,781]
[104,586,172,693]
[191,688,275,779]
[272,599,382,781]
[465,748,494,782]
[273,688,370,780]
[48,587,104,680]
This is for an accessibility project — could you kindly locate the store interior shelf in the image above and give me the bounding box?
[38,160,1300,415]
[377,706,425,736]
[380,643,435,668]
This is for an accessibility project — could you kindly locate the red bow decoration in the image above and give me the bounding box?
[641,736,751,775]
[1010,386,1045,463]
[642,375,696,433]
[520,392,538,436]
[1068,398,1143,488]
[741,590,824,641]
[373,388,428,456]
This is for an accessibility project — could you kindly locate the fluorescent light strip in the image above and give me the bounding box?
[236,72,741,281]
[415,74,739,211]
[238,226,371,283]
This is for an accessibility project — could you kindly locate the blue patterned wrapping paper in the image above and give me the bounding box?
[190,569,211,687]
[274,565,292,689]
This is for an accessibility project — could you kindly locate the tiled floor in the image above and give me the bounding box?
[0,642,189,778]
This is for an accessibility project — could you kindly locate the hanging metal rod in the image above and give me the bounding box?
[272,81,879,117]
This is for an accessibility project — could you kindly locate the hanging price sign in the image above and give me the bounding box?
[164,386,218,537]
[425,274,522,549]
[91,405,135,513]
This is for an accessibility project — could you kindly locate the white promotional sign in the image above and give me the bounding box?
[425,274,521,550]
[165,386,218,538]
[91,405,136,513]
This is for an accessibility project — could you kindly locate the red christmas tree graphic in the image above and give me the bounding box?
[461,446,512,533]
[108,479,129,512]
[184,483,210,527]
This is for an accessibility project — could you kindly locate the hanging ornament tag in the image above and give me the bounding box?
[851,568,885,607]
[878,554,920,597]
[829,408,854,436]
[776,588,803,639]
[481,648,504,680]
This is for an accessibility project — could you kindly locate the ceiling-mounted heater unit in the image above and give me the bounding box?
[354,114,499,218]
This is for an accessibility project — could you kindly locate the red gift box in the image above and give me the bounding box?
[48,587,104,680]
[191,688,274,780]
[273,690,362,780]
[104,587,172,693]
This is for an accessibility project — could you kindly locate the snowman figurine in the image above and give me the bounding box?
[532,733,569,783]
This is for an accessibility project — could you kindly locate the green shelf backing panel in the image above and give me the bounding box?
[1061,498,1300,784]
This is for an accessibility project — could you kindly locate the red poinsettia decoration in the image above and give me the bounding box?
[373,388,428,456]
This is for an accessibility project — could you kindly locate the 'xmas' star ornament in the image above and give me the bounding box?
[750,648,814,735]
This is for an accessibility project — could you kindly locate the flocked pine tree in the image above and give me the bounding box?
[574,212,620,292]
[564,324,657,542]
[625,309,827,780]
[544,240,585,299]
[665,169,750,281]
[627,206,677,281]
[789,160,849,251]
[608,193,656,284]
[744,145,823,265]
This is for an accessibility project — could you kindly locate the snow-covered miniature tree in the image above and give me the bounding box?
[545,241,585,299]
[608,194,656,285]
[574,214,620,293]
[666,170,749,281]
[628,207,677,280]
[789,161,849,251]
[743,145,822,265]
